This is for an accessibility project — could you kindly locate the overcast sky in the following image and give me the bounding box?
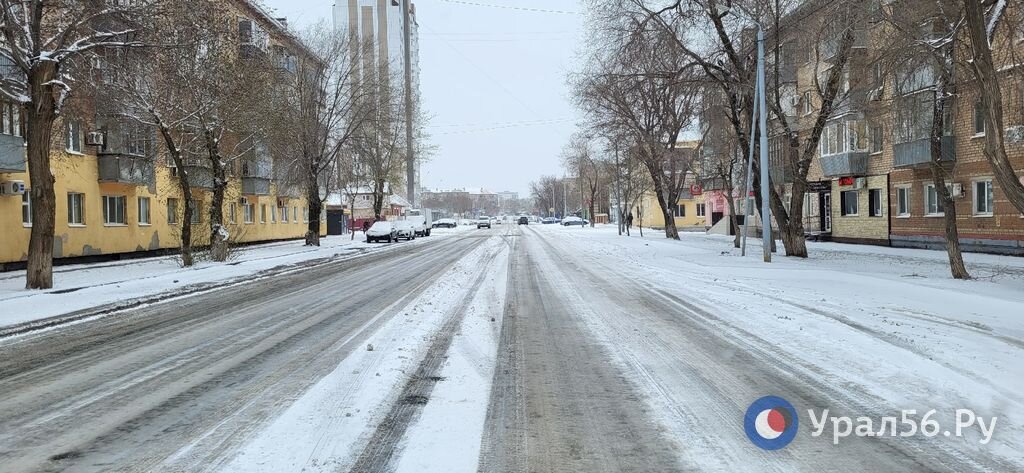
[259,0,586,196]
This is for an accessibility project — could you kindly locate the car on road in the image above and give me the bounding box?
[365,221,398,243]
[394,220,416,241]
[477,216,492,229]
[518,216,529,225]
[562,216,589,226]
[541,217,558,224]
[432,218,457,228]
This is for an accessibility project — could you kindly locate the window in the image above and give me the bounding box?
[2,101,22,136]
[820,120,867,157]
[973,101,986,135]
[270,204,276,223]
[303,207,309,222]
[66,120,82,153]
[696,203,706,217]
[138,197,151,225]
[22,191,31,225]
[868,189,883,217]
[103,195,127,225]
[68,192,85,225]
[896,186,911,217]
[870,124,883,154]
[167,198,179,224]
[840,190,858,216]
[925,184,944,216]
[229,202,237,224]
[674,203,686,217]
[190,199,201,224]
[973,179,994,216]
[293,207,298,222]
[802,91,813,115]
[280,206,288,222]
[260,204,267,223]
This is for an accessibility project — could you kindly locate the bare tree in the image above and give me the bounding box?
[962,0,1024,215]
[606,0,868,255]
[273,24,371,246]
[562,132,602,227]
[574,22,699,239]
[0,0,145,288]
[351,67,407,222]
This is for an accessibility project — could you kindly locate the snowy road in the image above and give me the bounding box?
[1,223,1022,472]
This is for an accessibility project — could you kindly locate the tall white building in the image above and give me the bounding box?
[333,0,421,202]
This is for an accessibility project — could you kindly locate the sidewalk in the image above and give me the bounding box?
[0,228,467,329]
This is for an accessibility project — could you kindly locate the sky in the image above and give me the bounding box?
[258,0,587,196]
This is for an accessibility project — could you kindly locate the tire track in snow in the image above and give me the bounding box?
[347,236,506,473]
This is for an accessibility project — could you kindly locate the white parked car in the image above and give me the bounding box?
[477,216,492,229]
[366,221,397,243]
[394,220,416,241]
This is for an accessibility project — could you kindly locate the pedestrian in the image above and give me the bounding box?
[626,212,634,230]
[362,220,370,233]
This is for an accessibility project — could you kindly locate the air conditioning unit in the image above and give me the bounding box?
[854,177,867,189]
[85,131,105,147]
[951,183,963,198]
[0,180,26,195]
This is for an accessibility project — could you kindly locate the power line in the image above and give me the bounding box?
[429,117,574,128]
[437,0,579,15]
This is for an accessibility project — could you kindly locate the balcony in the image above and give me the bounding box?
[778,61,796,84]
[240,159,272,196]
[98,154,154,186]
[831,88,867,117]
[820,151,869,177]
[893,136,955,168]
[701,176,729,191]
[179,157,214,189]
[821,29,868,61]
[0,133,25,173]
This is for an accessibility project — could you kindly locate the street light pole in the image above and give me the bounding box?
[402,0,416,207]
[757,27,772,263]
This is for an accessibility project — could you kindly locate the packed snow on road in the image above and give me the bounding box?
[0,224,1021,472]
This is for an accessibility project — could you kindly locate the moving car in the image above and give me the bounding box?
[477,216,492,229]
[562,216,589,226]
[518,216,529,225]
[432,218,458,228]
[394,220,416,241]
[366,221,397,243]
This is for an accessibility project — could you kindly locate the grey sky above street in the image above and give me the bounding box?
[259,0,586,196]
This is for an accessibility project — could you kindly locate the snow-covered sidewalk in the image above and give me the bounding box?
[0,227,469,329]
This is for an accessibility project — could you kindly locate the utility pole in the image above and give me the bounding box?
[757,27,772,263]
[402,0,416,207]
[614,145,623,235]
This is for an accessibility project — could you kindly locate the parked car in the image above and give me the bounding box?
[432,218,457,228]
[541,217,557,224]
[405,209,432,236]
[394,220,416,241]
[366,221,398,243]
[477,216,492,229]
[518,216,529,225]
[562,216,589,226]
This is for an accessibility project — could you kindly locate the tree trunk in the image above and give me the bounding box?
[373,180,386,221]
[24,63,59,289]
[305,159,321,246]
[205,132,228,262]
[155,123,193,267]
[932,167,970,279]
[963,0,1024,215]
[725,189,741,248]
